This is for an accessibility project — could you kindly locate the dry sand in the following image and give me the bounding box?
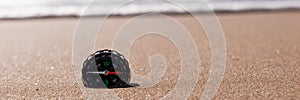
[0,11,299,99]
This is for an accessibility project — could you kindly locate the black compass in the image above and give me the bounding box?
[82,49,131,88]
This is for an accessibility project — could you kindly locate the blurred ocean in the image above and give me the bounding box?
[1,0,300,18]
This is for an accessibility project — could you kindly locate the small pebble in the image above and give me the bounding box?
[275,50,280,54]
[231,56,240,61]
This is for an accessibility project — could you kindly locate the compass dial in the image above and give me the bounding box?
[82,49,131,88]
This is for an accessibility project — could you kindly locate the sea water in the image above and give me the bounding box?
[0,0,300,18]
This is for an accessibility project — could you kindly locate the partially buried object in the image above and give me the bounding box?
[82,49,131,88]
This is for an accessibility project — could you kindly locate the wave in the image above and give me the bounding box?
[1,0,300,19]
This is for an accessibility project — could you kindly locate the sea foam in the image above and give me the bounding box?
[1,0,300,18]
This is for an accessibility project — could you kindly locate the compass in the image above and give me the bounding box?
[82,49,131,88]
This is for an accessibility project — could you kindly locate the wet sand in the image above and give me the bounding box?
[0,11,299,99]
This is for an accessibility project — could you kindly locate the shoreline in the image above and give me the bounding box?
[0,10,299,20]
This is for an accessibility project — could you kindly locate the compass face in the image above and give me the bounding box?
[82,49,131,88]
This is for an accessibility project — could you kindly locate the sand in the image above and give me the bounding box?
[0,11,299,99]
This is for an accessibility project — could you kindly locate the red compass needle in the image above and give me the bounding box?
[107,72,122,75]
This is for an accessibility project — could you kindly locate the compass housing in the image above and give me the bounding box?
[82,49,131,88]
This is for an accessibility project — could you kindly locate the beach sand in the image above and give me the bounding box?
[0,11,299,99]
